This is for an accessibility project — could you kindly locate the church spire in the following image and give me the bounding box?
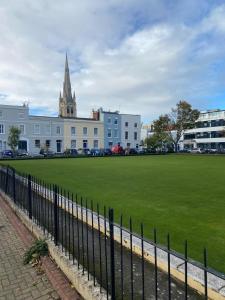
[63,53,73,102]
[59,54,77,118]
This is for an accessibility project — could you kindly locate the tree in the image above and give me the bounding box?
[8,126,21,153]
[145,134,160,149]
[152,115,173,150]
[168,101,199,152]
[151,101,199,152]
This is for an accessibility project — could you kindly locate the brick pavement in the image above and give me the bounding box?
[0,197,82,300]
[0,206,60,300]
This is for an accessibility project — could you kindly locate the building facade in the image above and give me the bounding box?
[97,108,121,148]
[0,55,142,153]
[120,114,141,149]
[183,109,225,150]
[92,109,141,149]
[63,118,104,150]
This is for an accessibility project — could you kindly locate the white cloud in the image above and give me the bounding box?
[0,1,225,122]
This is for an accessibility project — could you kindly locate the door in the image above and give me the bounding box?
[56,140,62,153]
[18,140,27,151]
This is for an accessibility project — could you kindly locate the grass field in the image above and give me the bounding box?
[3,155,225,273]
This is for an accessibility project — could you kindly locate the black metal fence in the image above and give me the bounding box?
[0,165,224,299]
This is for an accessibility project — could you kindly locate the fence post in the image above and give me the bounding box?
[13,168,16,202]
[54,185,59,246]
[109,208,116,300]
[5,166,9,194]
[28,175,32,219]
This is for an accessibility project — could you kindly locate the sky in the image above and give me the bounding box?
[1,0,225,123]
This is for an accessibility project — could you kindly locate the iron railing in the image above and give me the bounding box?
[0,165,224,299]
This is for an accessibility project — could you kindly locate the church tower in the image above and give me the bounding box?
[59,54,77,118]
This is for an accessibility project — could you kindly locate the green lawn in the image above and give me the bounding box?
[3,155,225,273]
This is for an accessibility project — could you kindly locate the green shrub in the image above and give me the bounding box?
[23,239,48,264]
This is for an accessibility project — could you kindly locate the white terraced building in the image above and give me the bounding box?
[183,109,225,150]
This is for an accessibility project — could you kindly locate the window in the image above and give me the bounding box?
[71,127,76,135]
[33,124,40,134]
[0,141,2,151]
[114,129,118,138]
[134,123,138,128]
[56,126,61,134]
[108,141,113,147]
[114,118,118,125]
[108,117,111,123]
[35,140,40,148]
[19,112,25,119]
[125,122,128,127]
[127,143,131,147]
[83,140,88,149]
[0,124,4,134]
[71,108,73,114]
[134,132,137,140]
[0,111,2,118]
[67,107,69,114]
[71,140,76,149]
[19,125,25,134]
[125,131,128,139]
[107,129,112,138]
[83,127,87,135]
[94,128,98,136]
[93,140,98,148]
[46,140,51,148]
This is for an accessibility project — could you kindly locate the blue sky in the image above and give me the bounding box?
[0,0,225,123]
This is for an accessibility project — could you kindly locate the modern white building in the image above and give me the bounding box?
[183,109,225,150]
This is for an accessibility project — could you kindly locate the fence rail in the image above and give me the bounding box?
[0,165,224,299]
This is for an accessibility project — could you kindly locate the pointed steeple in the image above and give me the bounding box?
[59,53,77,118]
[63,53,73,102]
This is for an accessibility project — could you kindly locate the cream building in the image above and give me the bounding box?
[63,118,104,150]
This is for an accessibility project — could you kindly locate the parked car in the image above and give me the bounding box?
[178,149,190,153]
[16,149,29,157]
[102,148,112,156]
[207,149,218,154]
[77,148,91,155]
[124,148,138,155]
[190,148,203,154]
[129,148,138,155]
[111,144,124,155]
[39,149,54,157]
[2,150,14,158]
[90,149,101,156]
[64,149,78,156]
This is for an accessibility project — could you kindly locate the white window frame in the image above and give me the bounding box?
[93,140,98,149]
[19,112,25,119]
[33,124,40,135]
[71,127,76,136]
[107,129,112,138]
[71,140,76,149]
[56,126,61,135]
[94,128,98,136]
[35,139,40,148]
[0,124,4,134]
[83,127,88,135]
[19,124,25,135]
